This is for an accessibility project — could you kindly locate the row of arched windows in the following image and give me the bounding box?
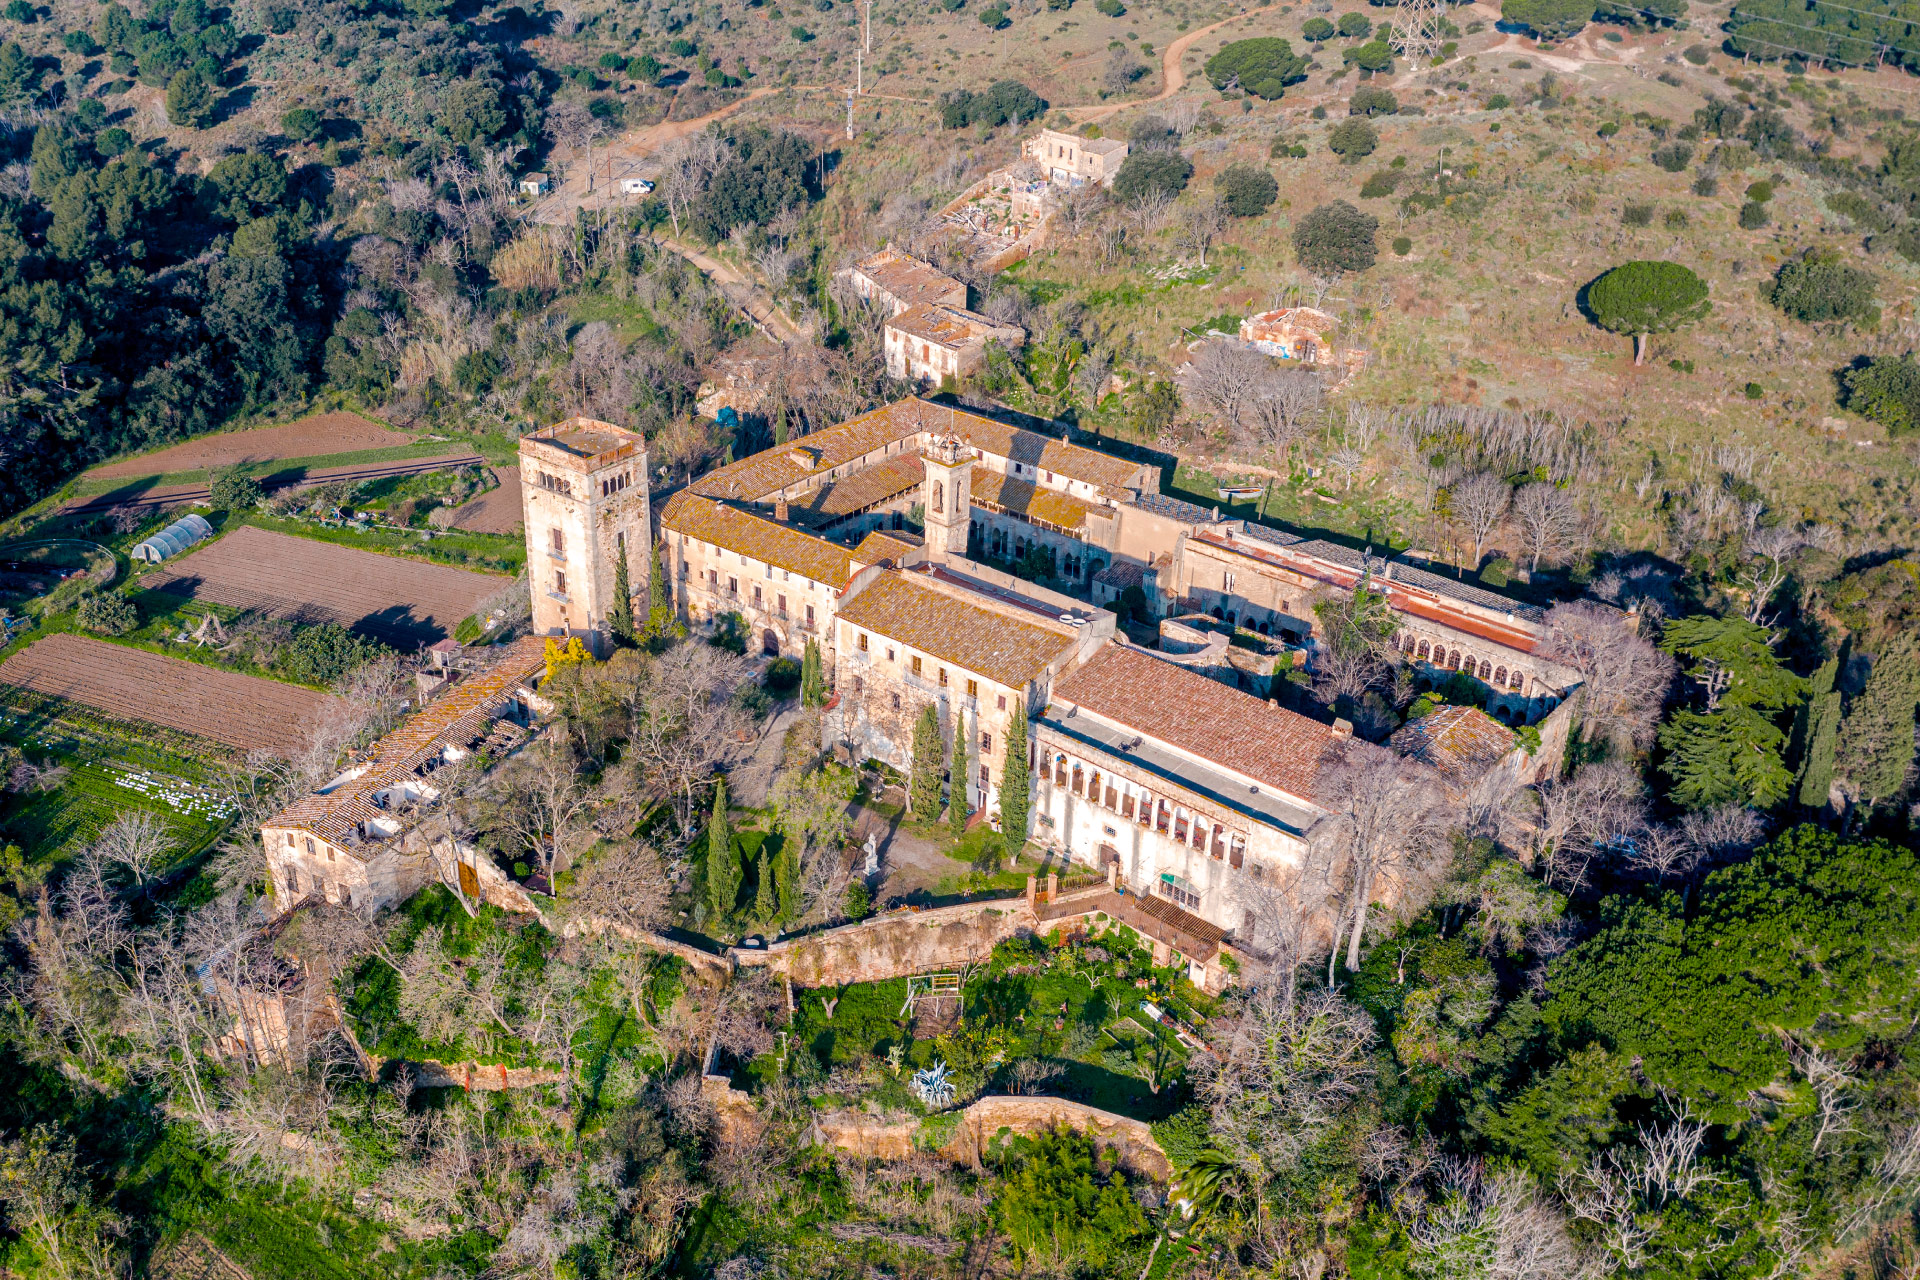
[1051,753,1247,867]
[1395,632,1526,693]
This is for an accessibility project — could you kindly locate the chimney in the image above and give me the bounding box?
[1331,718,1354,738]
[775,495,790,522]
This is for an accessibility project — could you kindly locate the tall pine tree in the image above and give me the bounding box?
[1795,656,1842,810]
[774,832,800,923]
[1837,633,1920,808]
[1000,702,1030,859]
[950,712,970,838]
[910,703,944,821]
[706,778,738,922]
[608,545,638,648]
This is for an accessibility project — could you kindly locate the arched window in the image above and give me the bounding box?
[1054,755,1068,786]
[1416,640,1431,660]
[1211,607,1225,620]
[1447,649,1461,670]
[1258,622,1271,635]
[1071,764,1084,795]
[933,481,945,514]
[1509,669,1525,691]
[1494,666,1507,688]
[1479,660,1493,680]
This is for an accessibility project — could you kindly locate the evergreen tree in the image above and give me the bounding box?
[910,704,944,821]
[706,778,738,921]
[1000,702,1030,858]
[643,539,676,643]
[775,832,800,923]
[801,638,828,708]
[950,713,970,838]
[754,848,775,923]
[1795,657,1842,810]
[608,547,638,648]
[1837,633,1920,808]
[166,67,215,128]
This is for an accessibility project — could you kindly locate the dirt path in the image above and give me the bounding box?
[1066,3,1288,123]
[659,235,809,342]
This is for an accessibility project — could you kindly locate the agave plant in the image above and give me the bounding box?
[910,1060,956,1109]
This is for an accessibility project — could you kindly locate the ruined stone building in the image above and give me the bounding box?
[835,248,1028,389]
[1023,129,1130,186]
[260,636,551,917]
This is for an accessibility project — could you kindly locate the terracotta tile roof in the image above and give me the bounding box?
[837,570,1080,689]
[266,636,548,848]
[660,492,857,588]
[1051,643,1351,804]
[1388,705,1518,791]
[687,399,940,502]
[852,530,921,565]
[849,248,968,310]
[788,453,924,528]
[954,418,1147,495]
[970,469,1098,532]
[1092,561,1146,589]
[887,303,1022,349]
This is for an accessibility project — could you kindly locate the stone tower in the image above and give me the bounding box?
[920,434,974,562]
[519,417,651,655]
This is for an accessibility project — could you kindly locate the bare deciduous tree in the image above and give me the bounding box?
[1315,752,1452,970]
[94,811,174,895]
[1508,760,1646,890]
[1538,602,1678,752]
[1175,196,1229,268]
[1451,471,1511,572]
[1513,481,1576,574]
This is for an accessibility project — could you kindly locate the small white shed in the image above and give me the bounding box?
[519,172,551,197]
[620,177,654,195]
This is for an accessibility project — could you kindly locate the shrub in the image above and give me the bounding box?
[1840,354,1920,435]
[1486,92,1510,109]
[209,468,264,511]
[1328,117,1378,159]
[940,79,1043,127]
[1597,121,1620,137]
[789,24,814,38]
[1739,200,1769,229]
[844,880,871,920]
[75,592,136,636]
[977,5,1007,23]
[1744,381,1764,399]
[1745,179,1773,203]
[1683,42,1710,63]
[1664,207,1689,228]
[1651,142,1693,172]
[1692,173,1719,196]
[1302,15,1335,38]
[276,622,389,686]
[1112,149,1192,198]
[1358,169,1402,198]
[1500,0,1594,38]
[1349,83,1396,116]
[1203,37,1310,99]
[1392,234,1412,254]
[1217,163,1278,215]
[1336,10,1371,36]
[1622,202,1655,226]
[764,656,801,693]
[1293,199,1379,274]
[3,1,32,23]
[280,107,323,141]
[1826,190,1890,232]
[1098,0,1125,12]
[1764,252,1877,325]
[668,37,697,55]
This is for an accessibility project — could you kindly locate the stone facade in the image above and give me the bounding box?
[883,304,1026,386]
[1023,129,1130,186]
[519,418,651,655]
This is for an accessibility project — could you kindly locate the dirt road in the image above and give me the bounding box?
[1066,3,1287,123]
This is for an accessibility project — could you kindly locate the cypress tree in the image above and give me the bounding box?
[1837,633,1920,808]
[1794,657,1841,810]
[950,713,970,838]
[1000,702,1030,858]
[774,832,800,923]
[801,638,828,707]
[608,548,638,648]
[644,538,676,643]
[910,704,944,821]
[754,848,775,924]
[706,778,738,921]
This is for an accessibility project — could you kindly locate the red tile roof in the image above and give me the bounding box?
[1051,643,1353,804]
[1388,705,1518,790]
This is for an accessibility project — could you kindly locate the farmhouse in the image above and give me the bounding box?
[1022,129,1129,187]
[837,246,970,316]
[259,636,550,917]
[883,303,1026,386]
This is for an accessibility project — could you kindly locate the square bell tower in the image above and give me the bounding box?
[519,417,650,654]
[920,434,974,563]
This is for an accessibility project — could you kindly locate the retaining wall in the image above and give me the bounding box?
[810,1095,1171,1181]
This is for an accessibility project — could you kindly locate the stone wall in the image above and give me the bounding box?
[564,916,736,979]
[809,1095,1170,1181]
[734,896,1045,986]
[411,1060,567,1091]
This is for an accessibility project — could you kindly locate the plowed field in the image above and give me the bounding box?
[140,526,508,647]
[88,412,414,480]
[0,634,340,755]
